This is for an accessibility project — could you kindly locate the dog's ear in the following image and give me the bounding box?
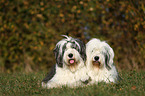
[53,45,63,68]
[42,64,56,83]
[75,39,86,61]
[104,45,114,71]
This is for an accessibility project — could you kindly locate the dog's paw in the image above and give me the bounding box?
[81,76,92,84]
[41,82,47,88]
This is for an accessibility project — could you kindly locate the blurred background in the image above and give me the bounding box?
[0,0,144,73]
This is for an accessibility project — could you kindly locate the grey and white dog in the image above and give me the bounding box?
[42,35,89,88]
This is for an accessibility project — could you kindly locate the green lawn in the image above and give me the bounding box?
[0,70,145,96]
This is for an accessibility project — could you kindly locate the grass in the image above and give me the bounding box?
[0,70,145,96]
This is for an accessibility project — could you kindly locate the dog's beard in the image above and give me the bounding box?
[88,53,104,71]
[64,57,80,72]
[92,61,100,68]
[68,59,80,72]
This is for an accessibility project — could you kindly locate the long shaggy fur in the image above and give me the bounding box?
[42,35,89,88]
[86,38,120,84]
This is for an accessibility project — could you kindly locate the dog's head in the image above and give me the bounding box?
[53,35,86,72]
[86,38,114,71]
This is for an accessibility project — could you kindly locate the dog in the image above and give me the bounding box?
[86,38,120,84]
[42,35,89,88]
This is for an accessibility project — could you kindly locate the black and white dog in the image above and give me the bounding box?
[42,35,89,88]
[86,38,120,84]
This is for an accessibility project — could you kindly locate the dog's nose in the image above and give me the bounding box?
[94,56,99,61]
[68,53,73,58]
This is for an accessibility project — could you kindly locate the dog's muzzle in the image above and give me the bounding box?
[67,53,77,66]
[92,56,100,68]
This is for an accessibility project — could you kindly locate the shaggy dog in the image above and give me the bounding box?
[86,38,120,84]
[42,35,89,88]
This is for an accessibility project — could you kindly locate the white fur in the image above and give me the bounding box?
[42,64,88,88]
[42,36,89,88]
[86,38,119,84]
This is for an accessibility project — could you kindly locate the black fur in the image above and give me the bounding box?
[53,45,63,67]
[42,64,56,83]
[104,47,111,70]
[74,38,86,61]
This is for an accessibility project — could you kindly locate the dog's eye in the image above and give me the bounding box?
[72,46,75,49]
[76,46,79,50]
[71,44,79,51]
